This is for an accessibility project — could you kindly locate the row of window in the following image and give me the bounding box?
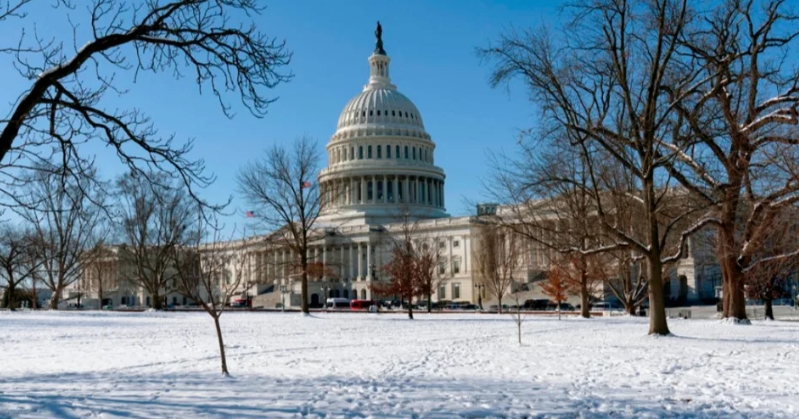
[344,108,418,122]
[439,260,461,275]
[332,144,433,164]
[438,283,461,300]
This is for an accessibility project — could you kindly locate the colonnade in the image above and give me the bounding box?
[321,175,444,209]
[252,241,377,284]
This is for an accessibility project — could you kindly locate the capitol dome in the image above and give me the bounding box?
[317,24,447,225]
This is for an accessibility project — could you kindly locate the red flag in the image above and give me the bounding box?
[301,181,312,189]
[245,211,255,218]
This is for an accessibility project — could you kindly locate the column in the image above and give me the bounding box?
[360,177,366,204]
[321,246,327,280]
[350,177,355,205]
[366,241,372,281]
[403,176,409,204]
[382,176,388,203]
[349,245,354,280]
[356,243,362,280]
[393,177,399,203]
[372,175,377,203]
[340,245,345,280]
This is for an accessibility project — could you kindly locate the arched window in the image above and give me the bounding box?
[412,147,416,160]
[361,289,367,300]
[386,145,391,158]
[395,145,400,159]
[368,145,372,159]
[377,145,382,159]
[359,146,363,160]
[404,146,409,159]
[350,147,354,160]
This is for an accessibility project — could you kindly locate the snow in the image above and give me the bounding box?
[2,311,799,418]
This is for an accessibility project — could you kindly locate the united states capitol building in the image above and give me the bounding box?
[76,28,718,310]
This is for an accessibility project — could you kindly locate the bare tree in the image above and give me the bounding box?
[479,0,710,334]
[0,0,291,211]
[472,222,521,314]
[658,0,799,323]
[116,171,196,309]
[237,136,330,315]
[171,219,249,375]
[19,167,105,308]
[0,225,39,309]
[509,282,527,345]
[742,207,799,320]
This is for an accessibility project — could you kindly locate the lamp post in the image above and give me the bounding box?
[279,284,287,312]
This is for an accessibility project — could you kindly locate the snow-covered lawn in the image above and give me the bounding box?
[1,311,798,418]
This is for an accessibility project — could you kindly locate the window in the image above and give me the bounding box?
[350,147,354,160]
[387,181,393,201]
[398,180,403,201]
[183,297,187,305]
[377,145,382,159]
[453,260,460,274]
[439,262,446,275]
[172,296,178,304]
[386,145,391,158]
[369,110,373,116]
[377,181,383,200]
[439,285,446,298]
[359,146,363,160]
[405,146,409,159]
[413,147,416,160]
[452,283,460,299]
[377,110,380,116]
[392,110,396,116]
[368,145,372,159]
[395,145,400,159]
[367,181,373,201]
[453,240,460,248]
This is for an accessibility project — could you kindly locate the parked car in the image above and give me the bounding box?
[523,299,550,311]
[487,304,511,312]
[350,299,376,310]
[591,302,621,311]
[547,302,575,311]
[326,298,351,309]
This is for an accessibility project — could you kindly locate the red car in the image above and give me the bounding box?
[350,299,376,310]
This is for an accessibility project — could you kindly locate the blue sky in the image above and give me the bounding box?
[0,0,561,228]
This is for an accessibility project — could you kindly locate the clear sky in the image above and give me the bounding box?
[1,0,562,229]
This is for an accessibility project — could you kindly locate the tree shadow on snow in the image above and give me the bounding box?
[0,371,777,419]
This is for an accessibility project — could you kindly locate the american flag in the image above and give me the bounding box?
[245,211,255,218]
[301,181,312,189]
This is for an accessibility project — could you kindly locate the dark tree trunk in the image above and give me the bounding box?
[427,292,432,313]
[212,314,229,375]
[407,295,414,319]
[301,253,309,315]
[498,296,503,314]
[625,303,636,316]
[764,298,774,320]
[151,290,163,310]
[647,258,670,335]
[4,282,16,309]
[580,278,590,319]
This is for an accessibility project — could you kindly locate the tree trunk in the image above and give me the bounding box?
[98,283,103,310]
[498,295,503,314]
[31,279,37,309]
[647,258,670,335]
[764,298,774,320]
[517,316,522,345]
[625,300,636,316]
[151,290,163,310]
[4,282,16,309]
[580,280,590,319]
[427,293,432,313]
[49,283,62,309]
[407,296,414,320]
[719,250,749,323]
[212,314,229,375]
[300,253,309,315]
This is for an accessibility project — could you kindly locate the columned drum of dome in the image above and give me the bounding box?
[318,25,448,226]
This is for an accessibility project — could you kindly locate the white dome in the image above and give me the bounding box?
[337,88,425,131]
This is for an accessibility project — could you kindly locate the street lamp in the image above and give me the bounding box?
[279,284,287,312]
